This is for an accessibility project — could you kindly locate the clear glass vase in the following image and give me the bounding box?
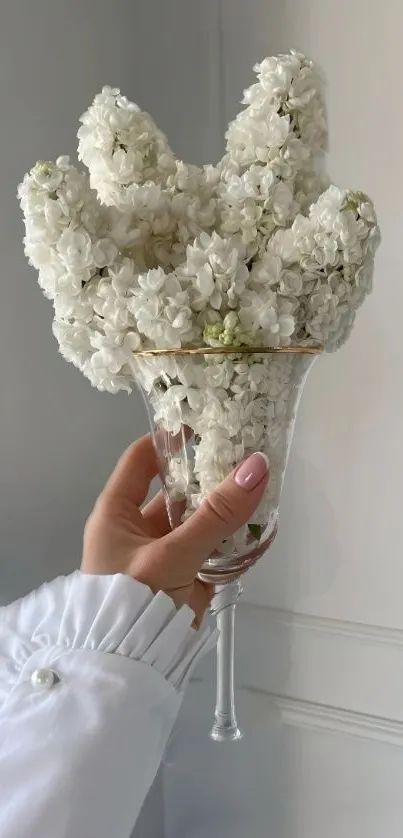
[135,347,318,740]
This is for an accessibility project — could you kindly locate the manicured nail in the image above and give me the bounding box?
[234,452,269,491]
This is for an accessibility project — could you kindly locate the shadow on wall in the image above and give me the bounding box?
[277,452,341,602]
[244,451,341,611]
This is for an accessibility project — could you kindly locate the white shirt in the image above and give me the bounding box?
[0,571,216,837]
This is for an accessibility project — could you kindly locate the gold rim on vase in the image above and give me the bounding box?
[133,345,323,357]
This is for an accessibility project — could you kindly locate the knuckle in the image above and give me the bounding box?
[134,542,184,593]
[202,490,236,530]
[92,491,116,517]
[141,539,170,567]
[92,491,134,524]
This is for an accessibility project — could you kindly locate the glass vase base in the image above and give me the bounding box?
[210,721,243,743]
[197,526,277,585]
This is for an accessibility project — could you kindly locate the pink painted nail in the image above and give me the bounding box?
[234,452,269,491]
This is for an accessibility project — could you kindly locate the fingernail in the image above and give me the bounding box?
[234,452,269,491]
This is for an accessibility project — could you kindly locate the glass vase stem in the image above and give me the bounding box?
[210,579,243,742]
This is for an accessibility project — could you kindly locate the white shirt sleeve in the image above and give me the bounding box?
[0,571,216,838]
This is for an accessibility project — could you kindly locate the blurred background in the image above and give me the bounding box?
[1,2,402,837]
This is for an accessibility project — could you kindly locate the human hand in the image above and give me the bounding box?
[81,434,268,624]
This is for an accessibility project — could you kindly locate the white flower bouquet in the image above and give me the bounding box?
[19,51,380,562]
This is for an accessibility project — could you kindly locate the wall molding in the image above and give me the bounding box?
[233,603,403,724]
[257,692,403,747]
[195,603,403,737]
[240,603,403,647]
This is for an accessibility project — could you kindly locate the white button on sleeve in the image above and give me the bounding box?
[30,668,58,691]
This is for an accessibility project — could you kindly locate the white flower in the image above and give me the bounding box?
[77,86,176,208]
[30,160,64,192]
[92,237,118,268]
[204,358,234,389]
[52,318,93,371]
[137,267,166,294]
[309,185,346,231]
[241,421,264,448]
[279,269,304,296]
[152,385,193,435]
[129,269,195,348]
[56,229,94,271]
[92,277,133,331]
[53,288,94,321]
[268,227,301,263]
[239,289,295,345]
[225,110,291,169]
[271,181,294,223]
[166,457,192,500]
[133,354,178,393]
[183,232,248,311]
[218,165,295,249]
[252,53,302,101]
[90,326,140,371]
[250,253,282,286]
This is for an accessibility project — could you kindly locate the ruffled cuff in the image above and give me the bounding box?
[0,571,217,706]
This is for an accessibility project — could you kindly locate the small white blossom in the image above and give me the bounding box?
[57,229,94,272]
[129,268,196,348]
[182,232,248,311]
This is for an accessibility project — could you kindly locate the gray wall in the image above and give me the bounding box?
[0,0,221,604]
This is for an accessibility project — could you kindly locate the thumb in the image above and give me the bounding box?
[163,452,269,573]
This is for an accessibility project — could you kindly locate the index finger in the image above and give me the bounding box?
[104,427,191,509]
[103,435,159,508]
